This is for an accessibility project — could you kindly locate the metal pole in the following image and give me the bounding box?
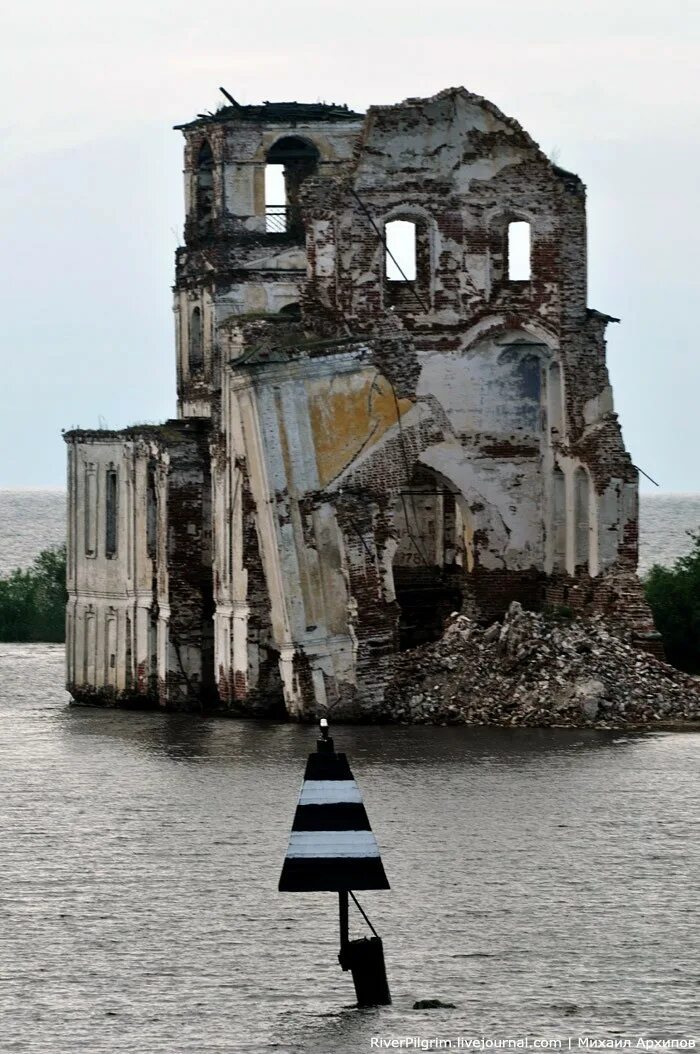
[339,890,349,954]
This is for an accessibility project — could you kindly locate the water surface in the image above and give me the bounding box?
[1,644,698,1052]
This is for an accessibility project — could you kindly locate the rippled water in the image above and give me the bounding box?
[638,494,700,576]
[0,490,66,576]
[1,644,698,1052]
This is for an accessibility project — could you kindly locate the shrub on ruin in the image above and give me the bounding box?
[645,530,700,673]
[0,546,66,642]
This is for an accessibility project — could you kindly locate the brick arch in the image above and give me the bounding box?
[265,135,320,164]
[388,462,471,648]
[412,449,545,621]
[413,453,513,571]
[460,319,558,356]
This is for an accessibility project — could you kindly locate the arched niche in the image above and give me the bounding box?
[551,464,567,571]
[189,306,204,373]
[574,466,591,570]
[194,140,214,237]
[417,329,551,440]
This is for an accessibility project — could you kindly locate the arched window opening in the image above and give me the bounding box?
[507,220,531,281]
[84,462,97,558]
[574,467,590,569]
[265,137,319,236]
[195,140,214,237]
[189,307,204,373]
[385,220,417,281]
[279,302,301,318]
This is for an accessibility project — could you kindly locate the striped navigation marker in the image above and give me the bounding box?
[279,719,392,1008]
[278,720,390,892]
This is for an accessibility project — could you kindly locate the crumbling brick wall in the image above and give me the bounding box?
[65,421,215,710]
[216,88,657,716]
[158,421,215,709]
[66,87,658,719]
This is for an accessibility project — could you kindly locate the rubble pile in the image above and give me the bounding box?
[383,602,700,728]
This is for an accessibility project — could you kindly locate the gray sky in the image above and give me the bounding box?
[1,0,698,490]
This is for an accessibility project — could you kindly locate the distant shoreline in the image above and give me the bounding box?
[5,490,699,578]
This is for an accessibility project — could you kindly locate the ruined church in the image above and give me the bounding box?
[64,87,657,719]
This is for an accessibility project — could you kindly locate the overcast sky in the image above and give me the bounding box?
[1,0,698,490]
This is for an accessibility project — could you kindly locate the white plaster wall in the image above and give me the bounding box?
[420,445,543,570]
[66,438,158,697]
[221,360,358,715]
[213,273,304,323]
[357,94,534,191]
[417,336,547,440]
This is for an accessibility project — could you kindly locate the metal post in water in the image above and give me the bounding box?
[339,889,349,952]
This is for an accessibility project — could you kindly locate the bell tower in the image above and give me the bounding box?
[172,98,364,421]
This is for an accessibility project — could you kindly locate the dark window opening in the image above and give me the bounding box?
[195,140,214,237]
[125,612,132,689]
[279,302,301,318]
[84,465,97,557]
[148,615,158,692]
[265,137,319,237]
[189,306,204,373]
[392,473,464,650]
[105,467,118,559]
[146,466,157,559]
[507,220,531,280]
[394,568,463,650]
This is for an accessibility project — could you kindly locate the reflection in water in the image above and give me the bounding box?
[1,643,699,1053]
[63,702,640,770]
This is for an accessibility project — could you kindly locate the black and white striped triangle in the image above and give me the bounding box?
[279,749,390,892]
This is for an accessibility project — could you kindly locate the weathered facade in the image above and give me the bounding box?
[65,87,657,718]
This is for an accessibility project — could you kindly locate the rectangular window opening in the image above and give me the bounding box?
[265,164,287,233]
[105,469,118,559]
[508,221,531,281]
[385,220,417,282]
